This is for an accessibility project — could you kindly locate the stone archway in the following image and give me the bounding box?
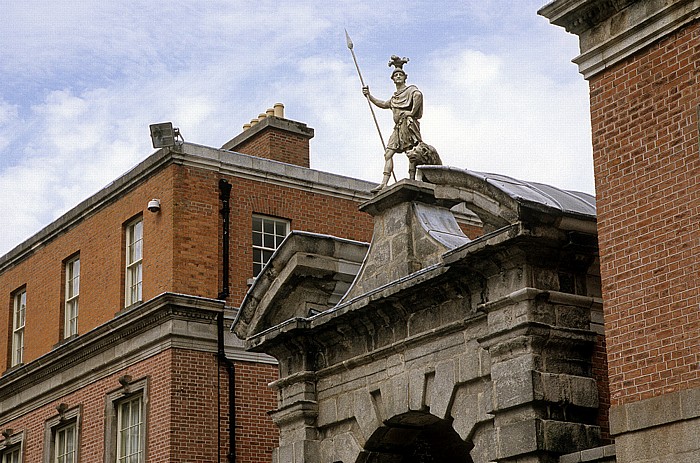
[356,412,474,463]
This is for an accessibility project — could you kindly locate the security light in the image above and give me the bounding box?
[147,199,161,213]
[149,122,183,149]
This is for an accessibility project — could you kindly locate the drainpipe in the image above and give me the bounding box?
[217,312,236,463]
[218,179,232,300]
[217,179,236,463]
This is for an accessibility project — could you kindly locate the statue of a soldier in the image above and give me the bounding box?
[363,56,440,192]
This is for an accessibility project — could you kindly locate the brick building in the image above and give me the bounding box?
[5,1,698,460]
[540,0,700,461]
[0,107,390,462]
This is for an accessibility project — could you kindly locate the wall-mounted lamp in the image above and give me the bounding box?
[147,199,161,213]
[149,122,184,149]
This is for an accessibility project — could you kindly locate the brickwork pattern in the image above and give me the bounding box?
[0,162,374,367]
[1,350,173,462]
[589,20,700,405]
[226,175,374,304]
[233,127,310,167]
[170,349,225,462]
[1,167,176,368]
[0,348,251,462]
[171,165,220,300]
[234,361,279,463]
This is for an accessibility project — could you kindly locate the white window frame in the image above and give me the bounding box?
[116,395,143,463]
[11,289,26,367]
[54,423,77,463]
[64,256,80,338]
[252,215,289,277]
[124,218,143,307]
[0,430,24,463]
[1,446,20,463]
[104,376,148,463]
[44,405,81,463]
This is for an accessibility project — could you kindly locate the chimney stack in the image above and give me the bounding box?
[221,103,313,168]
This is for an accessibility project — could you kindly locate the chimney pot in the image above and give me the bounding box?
[273,103,284,118]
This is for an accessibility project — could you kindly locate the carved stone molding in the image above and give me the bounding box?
[540,0,700,78]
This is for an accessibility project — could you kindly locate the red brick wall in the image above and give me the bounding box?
[169,349,228,462]
[589,19,700,406]
[224,175,374,305]
[0,348,244,462]
[170,165,220,300]
[0,167,176,368]
[1,350,173,462]
[0,159,374,368]
[233,127,310,167]
[233,361,279,463]
[162,163,374,306]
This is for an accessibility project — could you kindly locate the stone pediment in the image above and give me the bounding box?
[231,231,368,340]
[232,171,598,348]
[340,180,472,302]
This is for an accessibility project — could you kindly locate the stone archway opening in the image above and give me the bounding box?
[358,412,474,463]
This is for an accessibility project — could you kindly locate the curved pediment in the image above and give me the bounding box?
[231,231,368,340]
[420,165,596,233]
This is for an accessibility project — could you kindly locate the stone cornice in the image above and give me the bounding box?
[243,223,525,354]
[539,0,635,35]
[0,292,224,425]
[539,0,700,79]
[173,143,374,202]
[232,231,369,340]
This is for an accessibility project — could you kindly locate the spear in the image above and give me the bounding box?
[345,29,397,182]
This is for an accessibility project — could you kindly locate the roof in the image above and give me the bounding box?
[419,166,596,233]
[462,170,596,217]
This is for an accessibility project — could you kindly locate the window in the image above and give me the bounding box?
[44,404,80,463]
[11,289,26,367]
[0,430,23,463]
[117,396,143,463]
[105,376,147,463]
[64,256,80,338]
[125,218,143,307]
[1,447,20,463]
[54,423,77,463]
[252,215,289,277]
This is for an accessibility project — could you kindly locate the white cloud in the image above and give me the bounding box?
[0,2,594,255]
[419,46,593,193]
[442,49,502,89]
[0,100,21,158]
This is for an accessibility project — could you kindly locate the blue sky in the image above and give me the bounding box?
[0,1,591,255]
